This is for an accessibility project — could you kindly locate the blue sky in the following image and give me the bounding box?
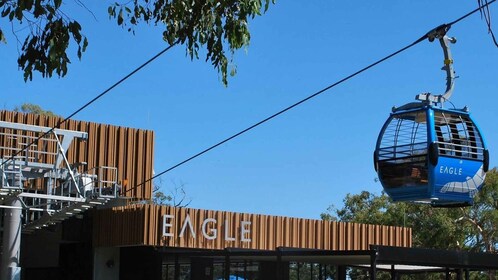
[1,1,497,220]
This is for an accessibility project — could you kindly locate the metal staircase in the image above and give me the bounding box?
[0,121,120,234]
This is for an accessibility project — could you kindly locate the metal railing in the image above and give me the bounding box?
[0,159,22,189]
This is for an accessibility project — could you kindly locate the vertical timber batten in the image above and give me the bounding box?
[93,205,412,250]
[0,111,154,200]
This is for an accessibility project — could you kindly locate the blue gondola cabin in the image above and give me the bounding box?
[374,104,489,207]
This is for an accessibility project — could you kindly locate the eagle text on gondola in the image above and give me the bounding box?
[162,214,252,242]
[439,166,463,175]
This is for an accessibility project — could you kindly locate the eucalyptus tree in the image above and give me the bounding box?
[455,168,498,254]
[321,191,466,249]
[0,0,274,85]
[323,169,498,279]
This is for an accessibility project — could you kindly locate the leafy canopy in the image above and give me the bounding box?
[323,170,498,280]
[0,0,87,81]
[14,103,59,117]
[1,0,274,85]
[456,167,498,253]
[323,169,498,253]
[322,191,466,249]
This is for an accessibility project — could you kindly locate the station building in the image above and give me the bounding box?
[0,111,497,280]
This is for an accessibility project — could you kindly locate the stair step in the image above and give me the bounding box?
[22,198,111,233]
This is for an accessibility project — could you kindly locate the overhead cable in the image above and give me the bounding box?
[0,42,178,168]
[133,0,497,191]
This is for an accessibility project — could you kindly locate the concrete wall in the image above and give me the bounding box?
[93,247,120,280]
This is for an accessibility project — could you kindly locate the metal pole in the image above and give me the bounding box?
[174,254,179,280]
[390,265,396,280]
[1,198,22,280]
[224,253,230,280]
[337,266,347,280]
[297,263,300,280]
[46,176,54,211]
[310,262,313,280]
[370,252,377,280]
[244,260,247,280]
[277,248,282,280]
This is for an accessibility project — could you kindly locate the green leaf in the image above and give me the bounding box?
[25,0,34,11]
[33,2,46,17]
[15,6,23,20]
[73,21,81,31]
[117,9,123,25]
[82,37,88,52]
[230,66,237,77]
[0,29,6,44]
[61,61,67,76]
[6,0,274,85]
[23,69,31,82]
[264,0,270,12]
[1,7,10,17]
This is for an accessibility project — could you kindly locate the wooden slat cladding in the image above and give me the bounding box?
[0,111,154,200]
[93,205,412,250]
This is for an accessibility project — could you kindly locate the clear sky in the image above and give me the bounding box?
[1,1,497,220]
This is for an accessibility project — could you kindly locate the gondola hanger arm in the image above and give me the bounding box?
[416,24,457,105]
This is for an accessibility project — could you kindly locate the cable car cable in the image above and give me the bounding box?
[132,0,497,192]
[447,0,496,26]
[0,41,178,169]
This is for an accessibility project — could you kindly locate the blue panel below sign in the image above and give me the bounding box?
[432,156,485,201]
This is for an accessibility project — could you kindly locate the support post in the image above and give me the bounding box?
[46,176,54,211]
[370,251,377,280]
[390,265,396,280]
[244,260,247,279]
[337,266,347,280]
[174,254,180,280]
[1,198,22,280]
[224,252,230,280]
[277,248,282,280]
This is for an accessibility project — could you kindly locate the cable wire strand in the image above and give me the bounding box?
[479,0,498,46]
[133,0,497,191]
[450,0,497,26]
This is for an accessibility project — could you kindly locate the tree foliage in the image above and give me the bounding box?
[456,167,498,253]
[1,0,273,85]
[323,170,498,279]
[110,0,273,85]
[288,263,335,280]
[0,0,87,81]
[14,102,59,117]
[323,168,498,252]
[151,178,191,207]
[322,191,466,249]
